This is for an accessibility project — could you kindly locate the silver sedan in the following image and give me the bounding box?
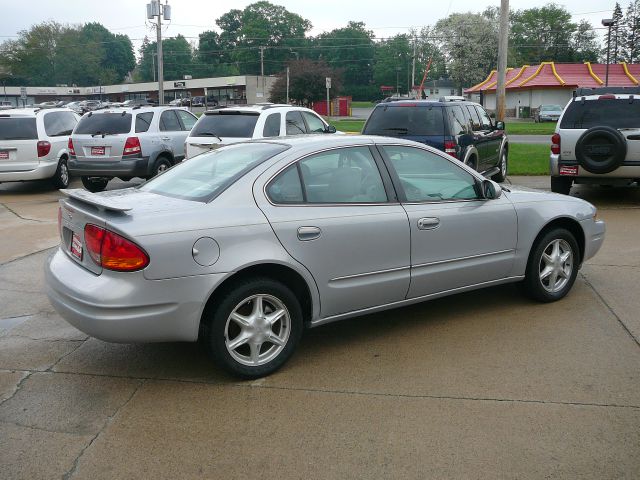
[46,136,606,377]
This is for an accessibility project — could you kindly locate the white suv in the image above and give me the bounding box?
[185,104,338,159]
[551,87,640,194]
[68,106,197,192]
[0,108,79,188]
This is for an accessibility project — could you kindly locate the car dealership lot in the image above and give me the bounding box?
[1,178,639,478]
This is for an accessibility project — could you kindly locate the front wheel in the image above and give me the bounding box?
[51,157,70,189]
[521,228,579,302]
[203,278,303,378]
[492,149,508,183]
[81,176,109,193]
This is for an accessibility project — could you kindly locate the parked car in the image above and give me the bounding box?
[535,104,563,123]
[362,97,508,182]
[64,101,84,115]
[190,96,205,107]
[550,87,640,194]
[67,106,198,192]
[185,104,337,159]
[0,108,79,188]
[46,135,605,378]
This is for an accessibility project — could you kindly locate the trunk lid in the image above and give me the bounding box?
[0,116,39,172]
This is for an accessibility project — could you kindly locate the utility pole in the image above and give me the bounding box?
[286,66,290,104]
[411,36,417,96]
[146,1,171,104]
[602,18,614,86]
[496,0,509,122]
[259,46,266,97]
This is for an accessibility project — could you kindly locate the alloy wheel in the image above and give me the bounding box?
[538,239,573,293]
[224,294,291,367]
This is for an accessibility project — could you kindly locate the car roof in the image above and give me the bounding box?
[202,104,310,114]
[85,106,187,114]
[571,93,638,101]
[0,107,74,117]
[246,134,423,149]
[375,99,478,107]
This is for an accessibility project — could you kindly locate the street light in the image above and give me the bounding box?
[602,18,614,87]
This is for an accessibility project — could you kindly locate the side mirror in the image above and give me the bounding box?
[481,179,502,199]
[495,121,505,131]
[324,124,337,134]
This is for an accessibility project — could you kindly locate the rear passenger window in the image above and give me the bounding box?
[448,106,468,136]
[298,146,387,203]
[43,112,77,137]
[286,111,306,135]
[475,106,492,130]
[466,106,482,131]
[266,165,303,203]
[135,112,154,133]
[263,113,281,137]
[160,110,181,131]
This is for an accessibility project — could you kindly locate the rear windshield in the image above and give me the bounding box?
[363,105,444,136]
[139,142,289,202]
[560,99,640,129]
[0,117,38,140]
[191,112,259,138]
[75,113,132,135]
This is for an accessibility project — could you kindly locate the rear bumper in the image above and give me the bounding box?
[550,153,640,180]
[45,248,227,343]
[0,159,58,182]
[68,155,150,178]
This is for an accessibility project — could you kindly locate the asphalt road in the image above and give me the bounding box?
[1,176,639,479]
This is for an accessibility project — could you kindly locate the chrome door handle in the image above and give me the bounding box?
[417,217,440,230]
[161,137,171,141]
[297,226,321,241]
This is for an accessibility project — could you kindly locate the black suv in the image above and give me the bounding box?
[362,97,508,182]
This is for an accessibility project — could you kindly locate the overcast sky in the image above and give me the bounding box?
[1,0,615,49]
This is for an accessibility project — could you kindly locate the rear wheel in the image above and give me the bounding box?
[521,228,579,303]
[550,176,572,195]
[149,157,172,178]
[51,157,70,189]
[203,278,303,378]
[81,176,109,193]
[492,149,508,183]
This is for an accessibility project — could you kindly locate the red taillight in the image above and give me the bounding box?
[444,140,457,158]
[68,138,76,156]
[123,137,141,156]
[551,133,561,155]
[84,224,149,272]
[37,141,51,158]
[598,94,616,100]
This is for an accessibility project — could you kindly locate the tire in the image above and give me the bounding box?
[81,176,109,193]
[492,149,508,183]
[202,277,303,378]
[51,157,70,189]
[521,228,579,303]
[464,155,478,171]
[550,176,572,195]
[575,126,626,174]
[150,157,172,178]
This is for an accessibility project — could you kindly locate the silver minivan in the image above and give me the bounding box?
[68,106,197,192]
[0,108,79,188]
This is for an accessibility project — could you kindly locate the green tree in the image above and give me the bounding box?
[372,34,413,95]
[137,35,193,82]
[195,30,239,77]
[435,13,498,91]
[622,0,640,63]
[268,59,342,105]
[612,2,625,62]
[216,1,311,76]
[571,20,600,62]
[509,4,578,64]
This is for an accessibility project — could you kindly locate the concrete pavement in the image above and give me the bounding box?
[1,176,639,479]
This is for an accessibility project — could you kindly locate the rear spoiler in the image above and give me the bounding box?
[60,189,133,212]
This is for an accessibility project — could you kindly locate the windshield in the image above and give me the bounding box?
[191,112,259,138]
[75,113,132,135]
[541,105,562,112]
[363,105,444,136]
[0,118,38,140]
[140,142,289,202]
[560,99,640,129]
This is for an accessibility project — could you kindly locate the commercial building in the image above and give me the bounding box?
[0,75,277,107]
[464,62,640,117]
